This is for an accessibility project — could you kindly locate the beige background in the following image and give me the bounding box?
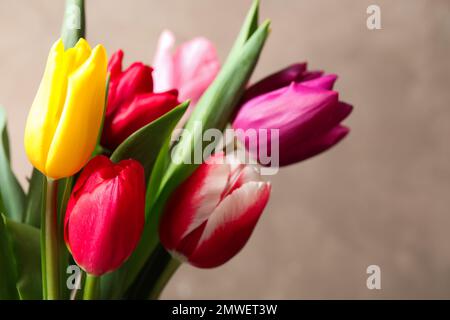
[1,0,449,299]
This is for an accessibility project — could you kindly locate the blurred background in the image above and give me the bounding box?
[0,0,449,299]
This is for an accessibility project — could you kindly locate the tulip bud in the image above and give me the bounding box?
[24,38,108,179]
[101,50,180,149]
[64,155,145,276]
[159,152,271,268]
[233,65,353,166]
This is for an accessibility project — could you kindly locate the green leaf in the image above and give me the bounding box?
[225,0,260,65]
[145,141,171,212]
[61,0,85,49]
[0,214,42,300]
[0,107,26,222]
[57,176,73,299]
[0,187,5,218]
[110,101,189,181]
[0,214,19,299]
[24,169,44,228]
[5,216,42,299]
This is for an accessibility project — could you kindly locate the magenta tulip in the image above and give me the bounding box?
[64,155,145,276]
[233,64,353,166]
[159,153,271,268]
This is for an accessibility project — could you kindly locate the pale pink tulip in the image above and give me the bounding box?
[153,30,220,105]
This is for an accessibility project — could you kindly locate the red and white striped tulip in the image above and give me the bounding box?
[159,152,271,268]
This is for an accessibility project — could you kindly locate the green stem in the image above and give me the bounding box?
[125,243,180,299]
[42,178,60,300]
[83,274,99,300]
[57,177,73,298]
[148,256,180,300]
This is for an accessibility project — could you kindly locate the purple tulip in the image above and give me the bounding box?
[233,64,353,167]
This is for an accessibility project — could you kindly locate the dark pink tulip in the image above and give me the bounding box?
[159,153,271,268]
[233,67,353,166]
[64,156,145,276]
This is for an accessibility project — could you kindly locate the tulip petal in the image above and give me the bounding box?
[68,155,112,197]
[45,45,107,179]
[153,30,176,93]
[242,63,307,102]
[188,181,271,268]
[301,70,324,82]
[69,38,92,71]
[220,161,261,200]
[107,62,153,119]
[105,90,179,147]
[173,37,220,103]
[280,125,350,165]
[159,153,230,251]
[24,39,65,172]
[108,49,124,77]
[301,74,337,90]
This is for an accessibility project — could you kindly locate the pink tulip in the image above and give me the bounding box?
[159,152,271,268]
[152,30,220,105]
[233,64,353,166]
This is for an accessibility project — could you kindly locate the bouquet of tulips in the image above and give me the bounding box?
[0,0,352,300]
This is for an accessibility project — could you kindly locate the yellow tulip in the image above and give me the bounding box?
[24,38,108,179]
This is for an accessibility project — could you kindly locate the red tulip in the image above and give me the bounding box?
[64,155,145,276]
[159,152,271,268]
[101,50,180,149]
